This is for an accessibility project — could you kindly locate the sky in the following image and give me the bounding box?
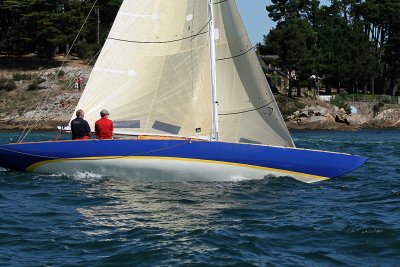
[236,0,274,45]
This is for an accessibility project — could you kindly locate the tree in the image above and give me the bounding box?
[0,0,122,58]
[383,1,400,95]
[354,0,400,94]
[266,0,319,22]
[261,0,381,96]
[265,17,317,97]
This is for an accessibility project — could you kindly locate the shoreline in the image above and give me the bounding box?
[1,120,399,132]
[1,57,399,133]
[1,103,399,132]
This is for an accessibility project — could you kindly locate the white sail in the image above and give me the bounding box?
[73,0,213,138]
[72,0,294,147]
[213,1,294,147]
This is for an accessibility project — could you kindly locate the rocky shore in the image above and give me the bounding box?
[2,97,399,132]
[284,102,400,130]
[0,56,90,131]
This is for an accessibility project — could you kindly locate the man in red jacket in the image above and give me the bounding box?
[95,109,114,139]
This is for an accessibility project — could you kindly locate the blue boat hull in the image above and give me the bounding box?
[0,139,367,183]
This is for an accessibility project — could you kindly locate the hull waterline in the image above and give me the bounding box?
[0,139,367,183]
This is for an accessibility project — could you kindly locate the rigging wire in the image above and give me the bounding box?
[191,0,202,138]
[191,2,196,137]
[53,49,101,108]
[17,0,99,143]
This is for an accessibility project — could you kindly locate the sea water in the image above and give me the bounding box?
[0,130,399,266]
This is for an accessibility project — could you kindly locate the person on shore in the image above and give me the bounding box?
[74,77,79,90]
[78,76,83,90]
[95,109,113,139]
[71,109,91,140]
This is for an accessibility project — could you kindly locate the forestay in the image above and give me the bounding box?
[71,0,294,147]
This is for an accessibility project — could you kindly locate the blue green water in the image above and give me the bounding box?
[0,130,399,266]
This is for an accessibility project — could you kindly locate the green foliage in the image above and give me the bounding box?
[57,70,65,78]
[12,73,32,81]
[267,0,315,22]
[27,77,46,91]
[373,101,385,116]
[275,95,306,116]
[336,92,350,101]
[345,94,398,103]
[0,0,122,58]
[330,93,351,114]
[269,73,282,89]
[261,0,400,97]
[74,41,102,59]
[379,95,395,104]
[27,82,38,91]
[0,77,17,91]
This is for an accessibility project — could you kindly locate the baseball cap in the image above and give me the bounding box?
[100,109,109,115]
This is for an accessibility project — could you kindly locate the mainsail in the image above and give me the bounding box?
[74,0,212,138]
[72,0,294,147]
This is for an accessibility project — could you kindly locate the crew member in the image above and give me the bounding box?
[95,109,113,139]
[71,109,91,140]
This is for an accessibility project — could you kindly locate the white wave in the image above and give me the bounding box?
[29,171,107,183]
[71,171,106,183]
[75,171,103,179]
[46,173,70,178]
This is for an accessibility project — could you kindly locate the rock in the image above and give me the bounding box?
[335,114,350,125]
[299,110,309,118]
[284,99,399,130]
[314,106,327,116]
[301,106,314,114]
[347,114,367,126]
[370,109,400,128]
[333,106,339,114]
[285,115,295,121]
[309,116,328,123]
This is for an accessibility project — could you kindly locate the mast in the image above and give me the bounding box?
[208,0,219,141]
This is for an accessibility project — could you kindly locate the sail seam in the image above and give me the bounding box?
[214,0,229,4]
[219,100,275,116]
[216,47,254,61]
[191,21,211,41]
[108,31,208,44]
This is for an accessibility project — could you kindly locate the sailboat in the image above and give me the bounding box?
[0,0,367,183]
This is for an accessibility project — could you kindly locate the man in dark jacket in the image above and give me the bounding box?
[71,109,91,140]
